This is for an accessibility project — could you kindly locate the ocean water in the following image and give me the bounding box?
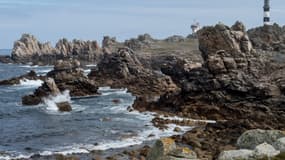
[0,49,11,56]
[0,63,193,160]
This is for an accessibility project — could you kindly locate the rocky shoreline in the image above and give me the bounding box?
[0,21,285,160]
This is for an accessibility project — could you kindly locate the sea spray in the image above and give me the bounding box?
[19,79,43,87]
[43,90,71,111]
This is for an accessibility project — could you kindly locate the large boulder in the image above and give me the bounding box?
[146,138,197,160]
[236,129,285,149]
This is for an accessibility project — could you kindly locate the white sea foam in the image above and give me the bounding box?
[0,152,33,160]
[158,115,216,124]
[86,64,97,67]
[98,87,128,96]
[18,79,43,87]
[20,65,39,68]
[43,90,71,112]
[36,69,52,76]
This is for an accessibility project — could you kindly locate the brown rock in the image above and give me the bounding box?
[56,102,72,112]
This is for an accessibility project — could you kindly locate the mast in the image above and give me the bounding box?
[263,0,270,25]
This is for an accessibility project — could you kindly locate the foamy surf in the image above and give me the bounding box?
[43,90,71,112]
[18,79,43,87]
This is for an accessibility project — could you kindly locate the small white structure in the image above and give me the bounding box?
[191,22,201,35]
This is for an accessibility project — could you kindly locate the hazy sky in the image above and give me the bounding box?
[0,0,284,48]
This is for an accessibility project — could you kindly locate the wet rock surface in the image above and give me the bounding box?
[0,70,43,85]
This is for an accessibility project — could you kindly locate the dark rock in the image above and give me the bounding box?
[22,60,99,106]
[88,47,178,98]
[134,22,285,159]
[0,70,42,86]
[0,55,13,63]
[56,102,72,112]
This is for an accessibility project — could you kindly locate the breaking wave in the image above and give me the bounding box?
[18,79,43,87]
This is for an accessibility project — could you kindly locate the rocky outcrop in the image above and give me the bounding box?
[248,23,285,53]
[88,47,178,98]
[22,60,99,105]
[11,34,102,65]
[0,70,43,85]
[133,22,285,159]
[11,34,56,63]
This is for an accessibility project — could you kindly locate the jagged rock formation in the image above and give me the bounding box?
[133,22,285,159]
[248,23,285,53]
[22,60,99,105]
[11,34,102,65]
[12,34,56,63]
[88,47,178,98]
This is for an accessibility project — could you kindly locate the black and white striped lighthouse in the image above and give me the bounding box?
[263,0,270,25]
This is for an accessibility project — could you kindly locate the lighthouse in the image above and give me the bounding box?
[263,0,270,25]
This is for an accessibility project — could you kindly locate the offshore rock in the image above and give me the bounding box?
[11,34,56,63]
[56,102,72,112]
[22,77,60,105]
[22,60,99,105]
[0,70,42,85]
[11,34,103,65]
[47,60,99,97]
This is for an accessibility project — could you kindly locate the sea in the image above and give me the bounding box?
[0,49,193,160]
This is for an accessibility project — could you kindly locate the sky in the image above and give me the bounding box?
[0,0,284,49]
